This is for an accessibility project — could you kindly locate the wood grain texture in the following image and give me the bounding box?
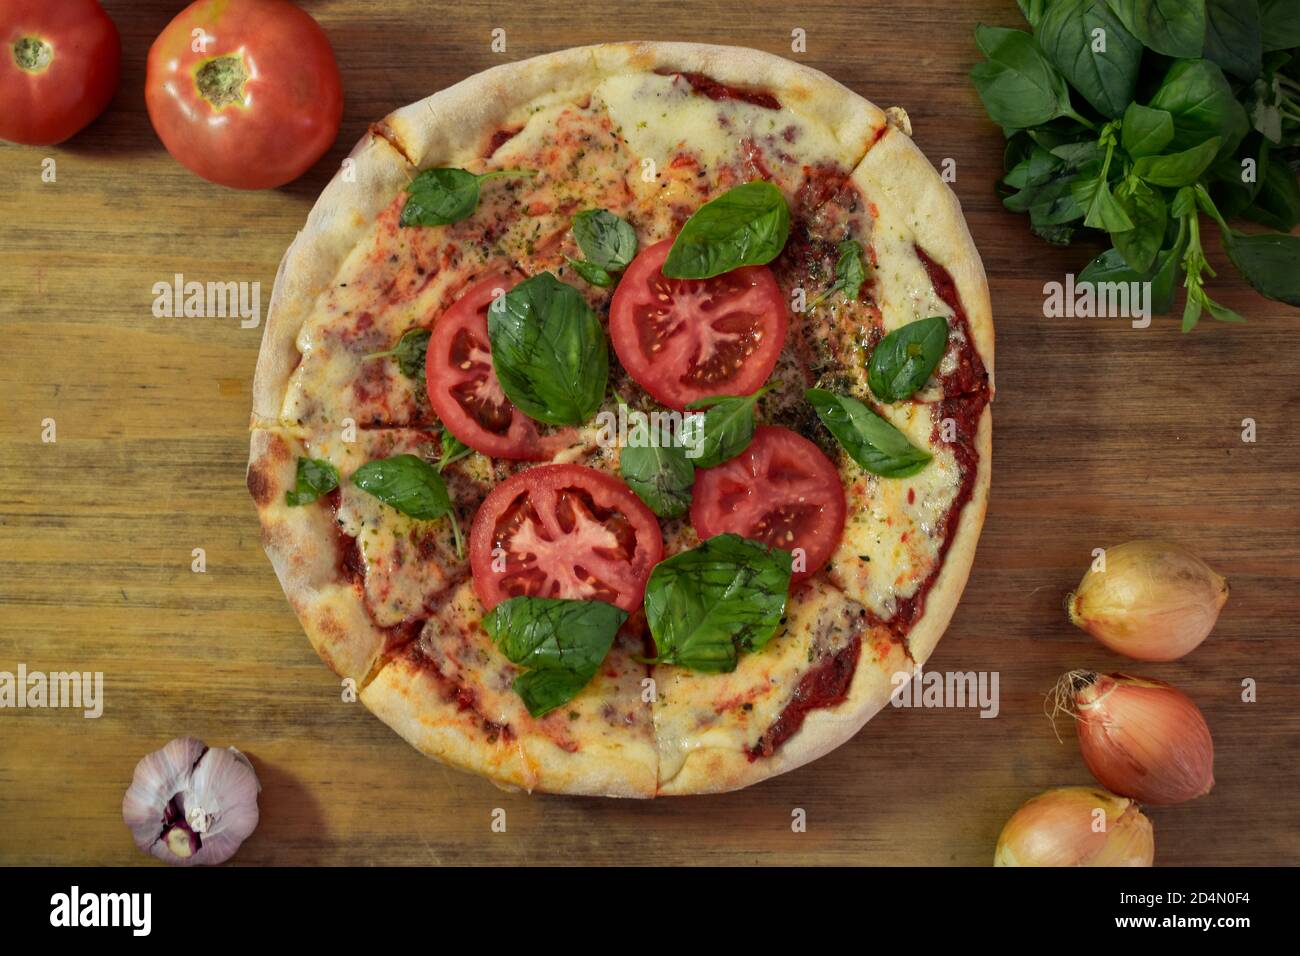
[1,0,1297,866]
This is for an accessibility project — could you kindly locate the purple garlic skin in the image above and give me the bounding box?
[122,736,260,866]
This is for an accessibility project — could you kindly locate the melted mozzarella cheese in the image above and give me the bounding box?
[652,576,865,778]
[869,224,955,334]
[418,579,655,748]
[829,401,960,618]
[305,431,463,628]
[283,101,639,431]
[594,72,859,243]
[596,72,852,172]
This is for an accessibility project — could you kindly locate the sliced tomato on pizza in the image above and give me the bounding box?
[691,426,846,583]
[469,463,663,614]
[609,238,788,410]
[425,274,574,460]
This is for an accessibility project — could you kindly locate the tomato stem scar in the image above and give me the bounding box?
[14,37,53,73]
[195,54,249,109]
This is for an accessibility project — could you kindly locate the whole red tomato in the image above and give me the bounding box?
[0,0,120,146]
[145,0,343,189]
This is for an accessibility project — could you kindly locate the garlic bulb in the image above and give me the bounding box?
[1067,539,1228,661]
[122,736,260,866]
[1053,671,1215,806]
[995,786,1154,867]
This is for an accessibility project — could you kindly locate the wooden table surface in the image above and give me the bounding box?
[2,0,1297,867]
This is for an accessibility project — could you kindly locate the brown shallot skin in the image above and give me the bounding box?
[1074,673,1215,806]
[1067,539,1228,662]
[994,787,1155,867]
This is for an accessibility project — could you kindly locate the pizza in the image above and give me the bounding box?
[246,42,994,797]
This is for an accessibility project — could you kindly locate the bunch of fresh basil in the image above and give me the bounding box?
[973,0,1300,329]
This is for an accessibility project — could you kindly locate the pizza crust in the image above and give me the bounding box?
[772,406,992,779]
[362,645,659,799]
[648,111,996,795]
[246,428,396,680]
[590,42,886,158]
[251,134,413,427]
[840,121,995,662]
[359,646,539,792]
[377,42,887,172]
[248,41,993,797]
[380,46,606,169]
[659,407,991,795]
[850,125,996,392]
